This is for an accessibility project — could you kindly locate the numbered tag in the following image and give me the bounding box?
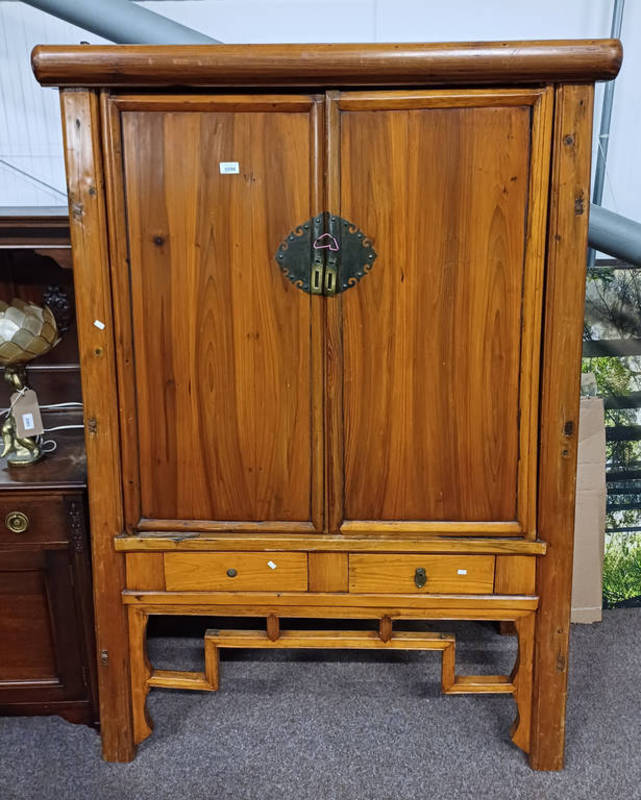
[219,161,240,174]
[11,389,44,438]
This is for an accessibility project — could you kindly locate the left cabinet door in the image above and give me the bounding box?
[103,95,325,533]
[0,549,88,713]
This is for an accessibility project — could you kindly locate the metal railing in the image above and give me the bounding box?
[584,257,641,533]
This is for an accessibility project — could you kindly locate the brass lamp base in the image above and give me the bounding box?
[1,366,42,466]
[5,442,43,466]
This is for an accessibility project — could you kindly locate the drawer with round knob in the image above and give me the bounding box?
[348,554,496,594]
[0,494,70,548]
[163,552,308,592]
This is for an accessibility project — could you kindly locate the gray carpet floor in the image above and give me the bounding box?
[1,609,639,800]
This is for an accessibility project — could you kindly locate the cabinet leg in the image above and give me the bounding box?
[204,636,220,691]
[510,612,535,754]
[128,607,153,745]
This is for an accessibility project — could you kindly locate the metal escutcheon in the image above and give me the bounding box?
[414,567,427,589]
[5,511,29,534]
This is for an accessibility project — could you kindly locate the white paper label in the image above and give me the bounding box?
[21,412,35,431]
[93,319,105,330]
[267,560,277,570]
[457,569,468,575]
[219,161,240,174]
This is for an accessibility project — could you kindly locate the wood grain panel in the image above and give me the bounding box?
[115,534,547,555]
[164,552,308,592]
[0,548,90,709]
[120,101,322,524]
[324,91,344,534]
[308,552,348,592]
[60,89,134,762]
[101,91,143,533]
[126,554,165,591]
[494,556,536,595]
[206,628,456,649]
[0,568,57,681]
[122,591,537,617]
[530,84,595,772]
[339,96,533,523]
[349,554,495,594]
[32,41,623,88]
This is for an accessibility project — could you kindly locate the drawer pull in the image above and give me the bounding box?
[414,567,427,589]
[5,511,29,534]
[226,568,238,578]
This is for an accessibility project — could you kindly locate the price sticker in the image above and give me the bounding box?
[11,389,44,438]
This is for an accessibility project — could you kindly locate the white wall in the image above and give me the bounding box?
[0,0,638,223]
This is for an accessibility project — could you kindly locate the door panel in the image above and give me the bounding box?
[333,90,552,533]
[117,97,323,527]
[0,550,85,700]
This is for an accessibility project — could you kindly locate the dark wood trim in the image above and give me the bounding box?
[0,213,70,248]
[32,40,622,89]
[0,699,97,725]
[65,494,99,718]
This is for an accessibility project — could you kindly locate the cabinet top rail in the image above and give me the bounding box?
[32,40,621,89]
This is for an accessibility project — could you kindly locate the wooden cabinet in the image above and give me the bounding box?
[0,218,96,724]
[0,435,97,724]
[33,39,622,768]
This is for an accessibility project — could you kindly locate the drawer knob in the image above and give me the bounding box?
[5,511,29,534]
[414,567,427,589]
[226,568,238,578]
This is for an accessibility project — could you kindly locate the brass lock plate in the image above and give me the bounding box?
[275,213,377,296]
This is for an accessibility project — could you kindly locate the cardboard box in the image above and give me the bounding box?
[571,397,606,623]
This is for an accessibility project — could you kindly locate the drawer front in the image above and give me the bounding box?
[0,495,68,547]
[349,554,495,594]
[164,552,308,592]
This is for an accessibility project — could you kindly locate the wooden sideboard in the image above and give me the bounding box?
[0,215,97,722]
[33,39,622,769]
[0,428,97,723]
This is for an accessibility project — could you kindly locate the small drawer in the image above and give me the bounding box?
[164,552,308,592]
[0,494,69,547]
[349,554,495,594]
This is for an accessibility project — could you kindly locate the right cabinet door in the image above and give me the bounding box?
[327,88,553,538]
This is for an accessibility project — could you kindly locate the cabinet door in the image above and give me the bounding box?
[0,550,86,704]
[105,95,324,532]
[327,89,553,537]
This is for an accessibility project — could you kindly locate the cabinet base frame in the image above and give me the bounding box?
[127,605,535,754]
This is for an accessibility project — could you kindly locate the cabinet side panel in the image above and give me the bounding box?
[340,102,531,522]
[59,89,134,761]
[121,107,318,523]
[530,83,594,771]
